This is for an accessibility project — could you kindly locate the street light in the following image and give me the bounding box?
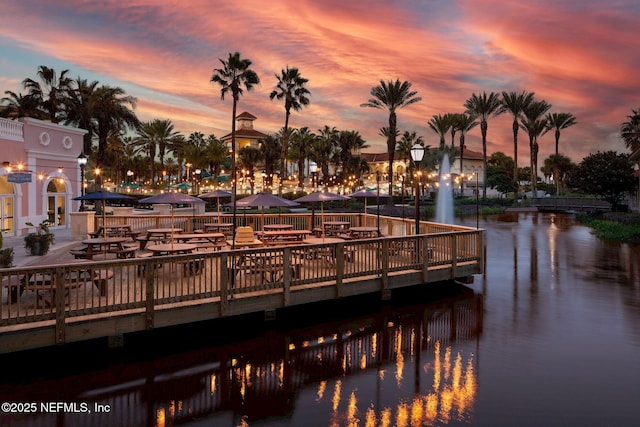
[194,168,201,195]
[77,152,88,211]
[410,143,425,234]
[309,162,318,191]
[376,171,381,235]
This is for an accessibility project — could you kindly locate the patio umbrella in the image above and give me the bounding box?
[294,191,350,238]
[74,189,135,238]
[138,192,205,246]
[199,189,232,222]
[236,192,299,230]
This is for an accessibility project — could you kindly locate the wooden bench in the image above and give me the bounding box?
[70,248,89,259]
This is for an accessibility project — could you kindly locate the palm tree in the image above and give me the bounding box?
[546,112,577,155]
[361,79,421,199]
[269,66,311,196]
[312,125,338,186]
[520,100,551,196]
[134,119,182,184]
[92,85,139,182]
[464,91,504,198]
[259,134,282,190]
[22,65,73,123]
[542,153,575,196]
[64,78,99,154]
[455,114,479,185]
[428,114,451,149]
[238,146,262,194]
[336,130,369,178]
[203,135,228,186]
[0,91,43,120]
[621,108,640,151]
[501,91,535,197]
[289,127,315,189]
[211,52,260,226]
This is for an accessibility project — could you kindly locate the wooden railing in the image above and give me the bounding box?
[0,214,483,352]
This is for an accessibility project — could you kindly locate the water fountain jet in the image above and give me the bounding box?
[435,153,454,224]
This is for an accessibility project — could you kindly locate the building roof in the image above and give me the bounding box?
[221,128,269,140]
[237,111,257,120]
[360,153,391,163]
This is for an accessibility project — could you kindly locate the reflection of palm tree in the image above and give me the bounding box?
[621,108,640,151]
[464,91,503,199]
[546,112,577,155]
[361,79,421,199]
[270,66,311,196]
[501,91,534,198]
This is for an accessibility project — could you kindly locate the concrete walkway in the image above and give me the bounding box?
[2,228,80,268]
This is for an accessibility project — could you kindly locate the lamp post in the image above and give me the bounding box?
[376,171,381,235]
[194,168,201,195]
[410,143,425,234]
[77,152,87,211]
[309,162,318,191]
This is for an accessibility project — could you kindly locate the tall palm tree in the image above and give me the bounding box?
[520,100,551,196]
[92,85,138,182]
[22,65,73,123]
[501,91,535,197]
[269,66,311,196]
[361,79,421,199]
[464,91,504,198]
[211,52,260,228]
[428,114,451,149]
[455,114,479,183]
[546,112,577,155]
[621,108,640,151]
[445,113,459,149]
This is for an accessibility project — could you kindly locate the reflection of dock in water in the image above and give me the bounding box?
[2,289,483,426]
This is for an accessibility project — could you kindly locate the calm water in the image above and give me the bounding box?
[1,212,639,427]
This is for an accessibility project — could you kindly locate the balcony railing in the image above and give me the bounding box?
[0,117,24,142]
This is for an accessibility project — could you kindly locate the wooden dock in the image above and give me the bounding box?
[1,215,483,354]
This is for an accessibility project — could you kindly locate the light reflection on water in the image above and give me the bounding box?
[2,212,639,426]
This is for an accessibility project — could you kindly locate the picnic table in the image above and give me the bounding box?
[78,237,136,260]
[261,229,312,246]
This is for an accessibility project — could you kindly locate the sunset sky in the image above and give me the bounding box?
[1,0,639,167]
